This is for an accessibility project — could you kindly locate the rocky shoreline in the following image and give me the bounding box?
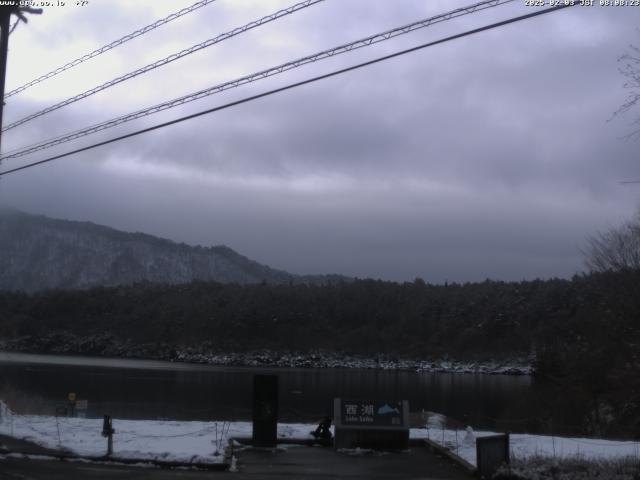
[0,332,533,375]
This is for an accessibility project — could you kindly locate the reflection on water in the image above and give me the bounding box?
[0,352,549,433]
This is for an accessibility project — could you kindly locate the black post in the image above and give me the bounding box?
[252,375,278,447]
[101,415,115,456]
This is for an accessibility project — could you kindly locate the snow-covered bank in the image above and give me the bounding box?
[0,409,313,464]
[0,334,532,375]
[1,405,638,468]
[419,413,640,467]
[173,351,533,375]
[496,456,640,480]
[413,428,640,467]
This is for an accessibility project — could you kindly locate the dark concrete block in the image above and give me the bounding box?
[252,374,278,447]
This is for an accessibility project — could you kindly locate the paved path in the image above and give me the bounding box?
[0,435,472,479]
[233,445,472,479]
[0,435,62,456]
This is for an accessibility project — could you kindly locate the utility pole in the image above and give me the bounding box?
[0,5,12,155]
[0,2,42,155]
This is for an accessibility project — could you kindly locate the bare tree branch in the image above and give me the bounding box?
[583,212,640,272]
[611,33,640,140]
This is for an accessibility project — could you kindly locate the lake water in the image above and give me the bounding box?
[0,352,570,434]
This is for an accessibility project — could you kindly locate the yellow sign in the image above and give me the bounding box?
[68,392,76,402]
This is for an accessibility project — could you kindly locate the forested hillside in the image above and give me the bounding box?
[1,271,639,434]
[0,273,636,378]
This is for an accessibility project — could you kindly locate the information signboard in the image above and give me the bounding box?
[334,398,409,450]
[340,400,405,427]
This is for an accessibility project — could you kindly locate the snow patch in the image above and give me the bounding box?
[2,404,638,468]
[413,427,640,467]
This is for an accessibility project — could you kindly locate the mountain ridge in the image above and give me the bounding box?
[0,209,346,291]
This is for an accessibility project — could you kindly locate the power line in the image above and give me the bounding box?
[0,0,514,161]
[0,3,578,178]
[4,0,218,99]
[2,0,325,132]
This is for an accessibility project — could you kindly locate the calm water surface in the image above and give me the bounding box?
[0,352,561,433]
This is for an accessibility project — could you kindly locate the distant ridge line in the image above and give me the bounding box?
[0,209,350,292]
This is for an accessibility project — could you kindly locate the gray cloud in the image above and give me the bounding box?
[1,0,639,283]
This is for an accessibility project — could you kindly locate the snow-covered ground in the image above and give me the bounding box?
[0,404,315,464]
[413,427,640,467]
[418,412,640,466]
[1,402,638,467]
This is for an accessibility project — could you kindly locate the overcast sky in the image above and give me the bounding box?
[0,0,638,282]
